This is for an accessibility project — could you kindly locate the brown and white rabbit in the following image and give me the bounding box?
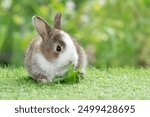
[25,13,87,83]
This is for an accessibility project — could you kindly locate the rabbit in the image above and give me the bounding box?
[25,13,87,83]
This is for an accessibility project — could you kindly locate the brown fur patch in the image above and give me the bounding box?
[54,13,61,29]
[40,29,66,62]
[25,36,42,74]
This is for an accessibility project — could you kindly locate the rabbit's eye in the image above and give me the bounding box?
[56,45,61,52]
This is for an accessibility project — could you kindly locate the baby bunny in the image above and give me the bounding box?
[25,13,87,83]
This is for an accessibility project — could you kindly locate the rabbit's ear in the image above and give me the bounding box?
[32,16,51,39]
[54,13,62,29]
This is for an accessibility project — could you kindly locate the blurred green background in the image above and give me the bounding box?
[0,0,150,68]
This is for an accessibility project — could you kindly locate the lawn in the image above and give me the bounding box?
[0,66,150,100]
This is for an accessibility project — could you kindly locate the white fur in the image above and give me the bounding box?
[58,31,78,67]
[31,31,78,81]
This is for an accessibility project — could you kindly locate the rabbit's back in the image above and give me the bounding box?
[25,36,42,76]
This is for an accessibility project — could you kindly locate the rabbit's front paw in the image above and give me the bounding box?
[35,74,49,83]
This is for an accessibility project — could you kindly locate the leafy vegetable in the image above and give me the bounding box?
[53,64,82,84]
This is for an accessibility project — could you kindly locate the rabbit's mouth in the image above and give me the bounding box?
[59,60,73,69]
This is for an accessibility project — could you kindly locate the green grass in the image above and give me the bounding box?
[0,66,150,99]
